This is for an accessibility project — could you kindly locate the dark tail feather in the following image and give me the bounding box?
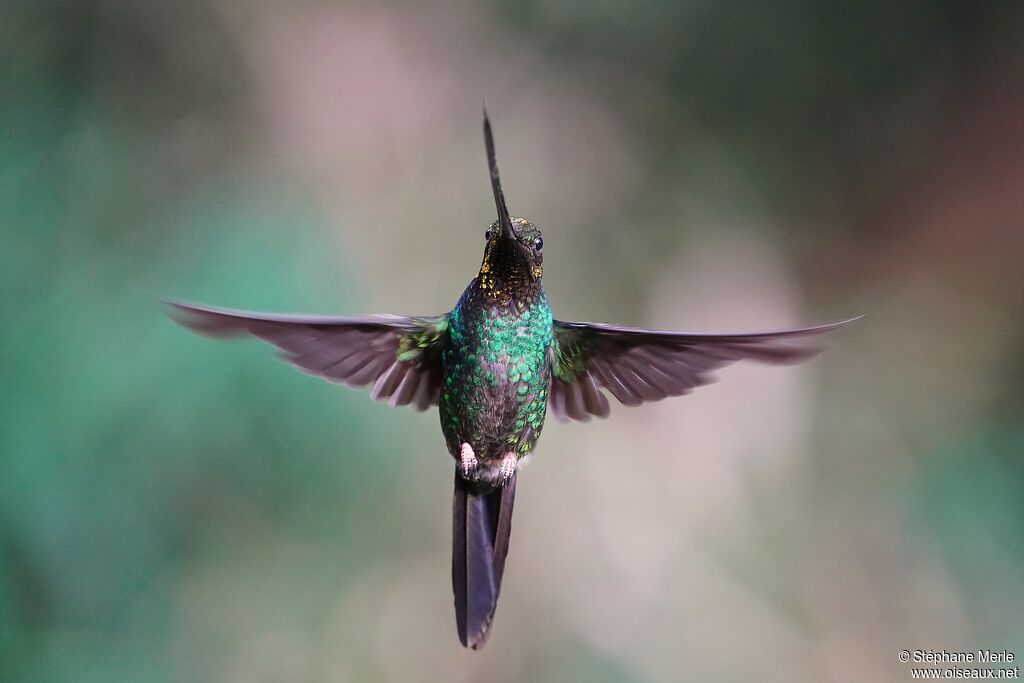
[452,472,517,649]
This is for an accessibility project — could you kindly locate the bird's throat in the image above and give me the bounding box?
[478,243,541,304]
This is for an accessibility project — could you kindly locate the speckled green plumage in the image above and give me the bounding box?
[440,277,553,462]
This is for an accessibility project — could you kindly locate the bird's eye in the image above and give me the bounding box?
[485,227,494,240]
[533,236,543,253]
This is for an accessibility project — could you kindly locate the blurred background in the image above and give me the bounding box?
[3,1,1024,681]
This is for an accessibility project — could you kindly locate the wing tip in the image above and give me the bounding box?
[164,299,246,338]
[810,314,865,333]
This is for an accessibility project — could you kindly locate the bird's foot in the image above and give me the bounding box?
[459,443,479,480]
[498,452,517,487]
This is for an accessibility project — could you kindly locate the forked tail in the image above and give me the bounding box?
[452,472,517,649]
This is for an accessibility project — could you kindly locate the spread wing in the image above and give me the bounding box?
[168,301,448,411]
[549,317,859,422]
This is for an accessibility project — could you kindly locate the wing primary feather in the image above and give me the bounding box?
[632,347,710,381]
[580,374,611,418]
[549,381,570,422]
[346,354,389,386]
[290,341,364,373]
[371,361,405,401]
[413,371,437,411]
[562,379,590,421]
[391,368,422,407]
[320,349,376,383]
[618,365,665,402]
[622,357,679,397]
[593,364,643,407]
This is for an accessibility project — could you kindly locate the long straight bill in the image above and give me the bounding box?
[483,109,515,239]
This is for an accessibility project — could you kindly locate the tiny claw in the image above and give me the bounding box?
[498,452,517,487]
[460,443,479,480]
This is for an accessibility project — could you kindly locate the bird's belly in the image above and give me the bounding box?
[440,349,550,461]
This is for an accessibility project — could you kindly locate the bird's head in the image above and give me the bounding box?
[480,216,544,284]
[477,112,544,292]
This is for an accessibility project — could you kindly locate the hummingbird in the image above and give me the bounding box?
[169,112,855,649]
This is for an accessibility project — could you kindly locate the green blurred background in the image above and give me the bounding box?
[3,1,1024,681]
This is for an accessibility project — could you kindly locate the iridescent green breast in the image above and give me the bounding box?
[440,281,553,460]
